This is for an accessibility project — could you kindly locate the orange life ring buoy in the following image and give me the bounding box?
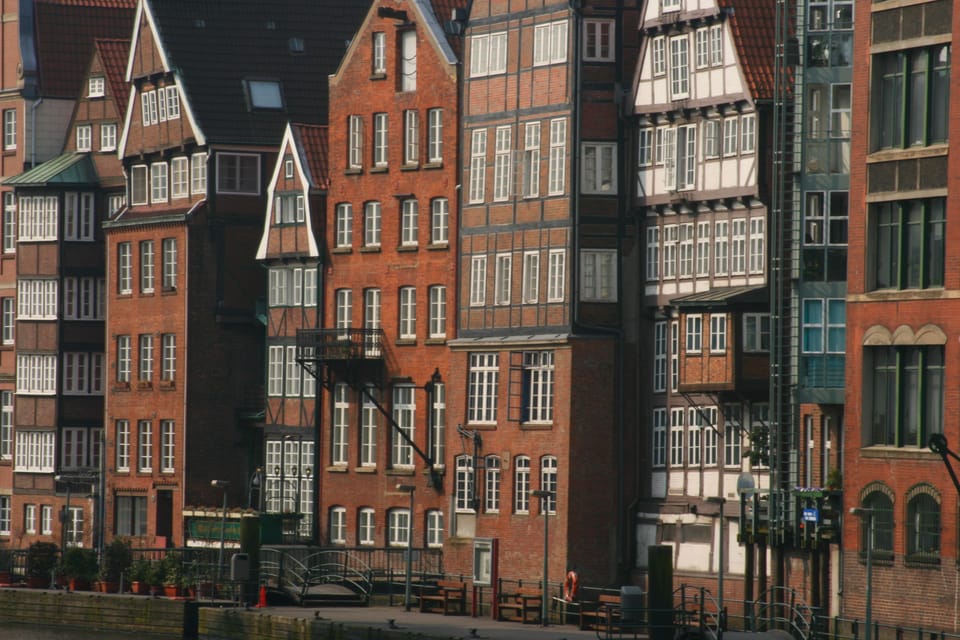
[562,570,579,602]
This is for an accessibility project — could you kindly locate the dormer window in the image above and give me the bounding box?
[88,77,105,98]
[662,0,682,13]
[245,79,283,110]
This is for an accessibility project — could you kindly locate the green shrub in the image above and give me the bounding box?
[26,542,58,579]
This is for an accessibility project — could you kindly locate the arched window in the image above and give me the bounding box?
[860,491,894,556]
[484,455,501,513]
[426,510,444,548]
[514,455,531,514]
[329,506,346,545]
[906,492,940,561]
[455,455,475,512]
[358,507,375,546]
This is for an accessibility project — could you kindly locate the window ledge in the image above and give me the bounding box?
[159,380,175,390]
[423,161,443,170]
[370,72,387,81]
[354,466,377,474]
[860,446,938,460]
[360,246,381,254]
[331,247,353,254]
[401,163,419,171]
[113,383,131,392]
[326,465,348,474]
[424,338,446,346]
[370,166,388,174]
[345,168,363,176]
[426,243,449,251]
[397,245,418,253]
[521,423,553,431]
[137,381,153,390]
[395,338,417,347]
[905,555,941,568]
[161,287,178,295]
[867,144,948,164]
[386,468,415,476]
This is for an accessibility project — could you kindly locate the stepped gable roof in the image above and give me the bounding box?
[719,0,777,100]
[95,38,132,107]
[290,124,329,191]
[34,0,136,98]
[146,0,371,145]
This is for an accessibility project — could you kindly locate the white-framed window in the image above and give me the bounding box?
[24,504,36,534]
[549,118,567,195]
[581,249,617,302]
[662,224,678,279]
[703,120,720,158]
[696,221,711,276]
[669,35,689,99]
[430,382,446,467]
[741,114,756,153]
[723,118,738,156]
[75,124,92,152]
[670,408,684,466]
[400,29,417,91]
[677,125,696,190]
[430,198,448,245]
[470,255,486,306]
[329,507,346,544]
[161,333,176,381]
[398,286,416,339]
[523,351,554,423]
[171,157,188,198]
[161,420,175,472]
[373,113,388,167]
[661,128,677,190]
[662,0,682,12]
[470,31,507,77]
[522,121,540,198]
[1,298,13,345]
[140,240,155,293]
[687,418,701,465]
[162,237,177,289]
[360,388,378,467]
[455,455,475,512]
[467,353,498,424]
[749,217,765,274]
[3,192,16,253]
[141,89,157,125]
[372,32,386,74]
[522,252,539,304]
[494,253,511,305]
[685,314,703,353]
[63,352,104,395]
[116,335,131,383]
[335,203,352,248]
[284,344,300,396]
[539,456,558,514]
[652,408,667,467]
[388,509,410,547]
[137,420,153,472]
[59,428,101,472]
[191,152,207,194]
[714,220,729,275]
[267,345,284,396]
[14,430,55,472]
[216,152,260,195]
[332,383,349,465]
[3,109,16,150]
[514,456,530,514]
[138,334,153,383]
[401,199,418,247]
[108,193,125,215]
[428,108,443,163]
[335,288,353,335]
[41,505,53,535]
[584,19,614,61]
[534,20,568,66]
[403,109,419,165]
[652,36,666,76]
[0,391,10,461]
[484,455,501,513]
[304,268,317,309]
[581,143,617,193]
[679,223,694,278]
[164,84,181,120]
[710,24,723,65]
[63,192,95,241]
[18,195,58,240]
[469,129,487,203]
[731,218,747,274]
[724,404,743,467]
[646,226,660,282]
[429,285,446,338]
[710,314,727,352]
[654,321,667,393]
[695,28,709,69]
[391,385,415,467]
[493,126,512,201]
[359,508,376,545]
[348,115,363,169]
[426,510,444,548]
[364,289,381,352]
[364,201,381,247]
[17,279,57,320]
[547,249,565,302]
[743,313,771,352]
[150,162,168,203]
[638,128,653,167]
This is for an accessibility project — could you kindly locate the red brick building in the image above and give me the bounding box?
[842,0,957,628]
[448,0,640,588]
[300,0,465,554]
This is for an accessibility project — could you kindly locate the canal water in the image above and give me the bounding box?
[0,626,178,639]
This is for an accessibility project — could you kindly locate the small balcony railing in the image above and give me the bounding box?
[295,328,385,362]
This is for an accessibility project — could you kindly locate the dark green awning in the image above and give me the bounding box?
[2,152,98,187]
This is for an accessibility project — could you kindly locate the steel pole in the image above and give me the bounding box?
[405,489,414,611]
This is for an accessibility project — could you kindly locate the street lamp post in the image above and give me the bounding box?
[707,495,727,622]
[211,480,231,591]
[850,507,875,640]
[54,475,72,553]
[397,484,416,611]
[531,489,556,626]
[248,467,263,511]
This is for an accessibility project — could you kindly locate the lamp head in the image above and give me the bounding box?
[211,479,230,489]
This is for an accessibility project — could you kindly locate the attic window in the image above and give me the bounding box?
[289,37,305,54]
[88,76,105,98]
[245,79,283,110]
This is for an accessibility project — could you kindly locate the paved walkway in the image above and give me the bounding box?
[259,603,645,639]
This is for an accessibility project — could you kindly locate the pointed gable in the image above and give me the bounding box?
[140,0,371,145]
[291,124,329,191]
[95,38,132,108]
[719,0,777,100]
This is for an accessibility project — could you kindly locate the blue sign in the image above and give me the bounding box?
[802,508,819,523]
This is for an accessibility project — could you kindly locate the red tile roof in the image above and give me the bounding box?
[34,0,136,98]
[427,0,469,57]
[291,124,329,190]
[95,38,131,108]
[719,0,778,100]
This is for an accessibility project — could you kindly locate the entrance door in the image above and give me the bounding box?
[156,490,173,545]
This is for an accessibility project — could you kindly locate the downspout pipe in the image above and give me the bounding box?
[30,98,42,169]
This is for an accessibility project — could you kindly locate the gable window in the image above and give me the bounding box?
[3,110,16,150]
[165,84,180,120]
[549,118,567,195]
[373,113,388,168]
[372,31,387,74]
[872,45,950,150]
[403,110,419,165]
[274,194,304,224]
[348,115,363,169]
[468,129,487,203]
[873,198,945,291]
[584,19,614,61]
[669,35,690,99]
[96,123,116,153]
[493,126,512,201]
[430,198,448,245]
[652,36,666,76]
[710,25,723,65]
[171,157,188,199]
[427,108,443,163]
[581,249,617,302]
[468,353,498,424]
[723,118,738,156]
[141,90,158,125]
[401,199,418,247]
[470,255,486,306]
[76,125,92,152]
[335,203,352,248]
[581,143,616,193]
[867,345,943,447]
[151,162,168,203]
[534,20,568,66]
[662,0,682,12]
[191,153,207,194]
[695,28,709,69]
[364,201,381,247]
[216,153,260,194]
[470,32,508,77]
[400,29,417,91]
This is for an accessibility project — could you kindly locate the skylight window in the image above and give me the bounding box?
[245,79,283,110]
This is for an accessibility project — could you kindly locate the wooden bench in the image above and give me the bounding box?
[497,587,542,624]
[580,594,622,632]
[419,580,467,615]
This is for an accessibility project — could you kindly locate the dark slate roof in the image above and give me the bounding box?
[34,0,136,99]
[146,0,371,146]
[2,152,98,187]
[291,124,329,191]
[719,0,777,100]
[95,38,132,108]
[671,284,767,310]
[427,0,469,57]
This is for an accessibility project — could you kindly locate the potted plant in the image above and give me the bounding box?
[162,552,184,598]
[25,542,58,588]
[61,547,97,591]
[97,537,132,593]
[125,558,152,595]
